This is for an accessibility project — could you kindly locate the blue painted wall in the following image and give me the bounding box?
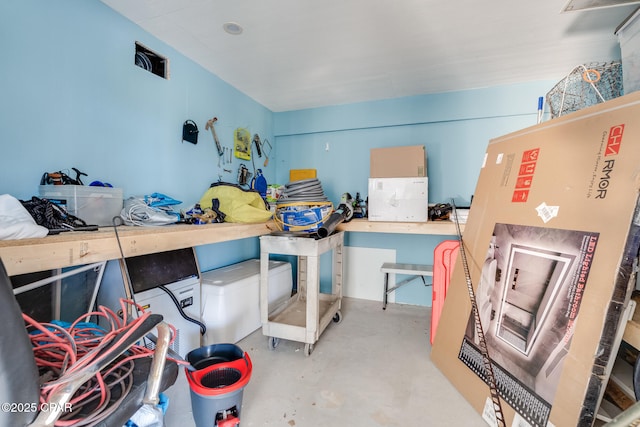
[272,83,555,303]
[1,0,562,304]
[0,0,272,271]
[272,84,554,205]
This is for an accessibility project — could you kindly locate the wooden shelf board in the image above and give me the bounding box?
[0,221,276,276]
[337,218,463,235]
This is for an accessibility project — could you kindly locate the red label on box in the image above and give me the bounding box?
[519,162,536,176]
[512,148,539,203]
[522,148,540,162]
[516,175,534,189]
[512,190,529,202]
[605,124,624,156]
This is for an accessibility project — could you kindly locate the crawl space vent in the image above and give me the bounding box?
[134,42,169,79]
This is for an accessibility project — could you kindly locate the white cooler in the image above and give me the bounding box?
[201,258,292,344]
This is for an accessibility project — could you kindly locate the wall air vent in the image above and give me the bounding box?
[134,42,169,79]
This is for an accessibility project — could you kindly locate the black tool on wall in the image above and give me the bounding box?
[237,164,251,186]
[252,134,262,157]
[182,120,199,144]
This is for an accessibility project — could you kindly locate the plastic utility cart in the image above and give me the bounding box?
[259,231,344,356]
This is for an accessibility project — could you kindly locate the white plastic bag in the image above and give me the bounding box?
[0,194,48,240]
[120,197,180,226]
[126,403,164,427]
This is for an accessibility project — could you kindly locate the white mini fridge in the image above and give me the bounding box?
[98,248,203,358]
[201,258,292,344]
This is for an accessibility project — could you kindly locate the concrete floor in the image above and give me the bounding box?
[163,297,487,427]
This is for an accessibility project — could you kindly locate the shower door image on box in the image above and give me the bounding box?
[496,245,575,355]
[458,223,599,427]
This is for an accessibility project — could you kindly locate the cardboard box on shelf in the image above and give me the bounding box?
[289,169,317,182]
[431,91,640,427]
[370,145,426,178]
[367,177,428,222]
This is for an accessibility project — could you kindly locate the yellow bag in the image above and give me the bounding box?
[199,183,272,223]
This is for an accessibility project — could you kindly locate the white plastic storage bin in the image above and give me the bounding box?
[39,185,124,226]
[201,259,292,344]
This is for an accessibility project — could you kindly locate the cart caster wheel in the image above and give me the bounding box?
[333,310,343,324]
[304,343,314,357]
[268,337,280,350]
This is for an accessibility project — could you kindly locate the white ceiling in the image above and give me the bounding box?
[100,0,638,112]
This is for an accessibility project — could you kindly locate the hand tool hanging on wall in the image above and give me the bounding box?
[205,117,225,168]
[252,134,262,157]
[262,139,272,167]
[237,164,251,186]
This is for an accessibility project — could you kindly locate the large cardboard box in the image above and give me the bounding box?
[370,145,426,178]
[368,177,428,222]
[431,92,640,427]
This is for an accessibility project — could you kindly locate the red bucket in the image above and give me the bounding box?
[185,344,252,427]
[186,352,252,396]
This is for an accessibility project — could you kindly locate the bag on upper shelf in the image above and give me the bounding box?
[199,182,272,224]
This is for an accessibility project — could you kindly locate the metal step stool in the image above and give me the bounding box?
[380,262,433,310]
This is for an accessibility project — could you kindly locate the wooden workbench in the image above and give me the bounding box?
[0,222,274,276]
[0,218,461,276]
[2,216,639,355]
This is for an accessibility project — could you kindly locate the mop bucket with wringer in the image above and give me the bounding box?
[186,343,253,427]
